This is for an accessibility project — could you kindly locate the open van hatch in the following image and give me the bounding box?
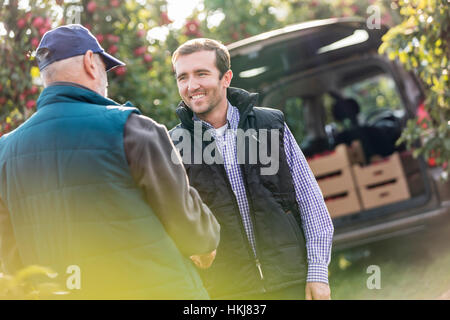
[228,18,449,249]
[229,17,388,93]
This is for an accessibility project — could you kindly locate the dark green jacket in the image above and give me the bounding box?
[0,84,216,299]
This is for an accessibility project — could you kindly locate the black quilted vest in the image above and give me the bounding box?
[170,87,307,299]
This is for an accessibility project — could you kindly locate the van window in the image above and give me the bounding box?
[322,73,406,160]
[284,97,307,143]
[341,74,404,120]
[272,72,406,159]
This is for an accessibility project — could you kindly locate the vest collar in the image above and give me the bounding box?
[36,82,120,110]
[176,87,259,130]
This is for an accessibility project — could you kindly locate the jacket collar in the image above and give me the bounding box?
[36,82,120,110]
[175,87,259,130]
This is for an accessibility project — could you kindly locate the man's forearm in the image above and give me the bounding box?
[283,123,334,283]
[123,113,220,256]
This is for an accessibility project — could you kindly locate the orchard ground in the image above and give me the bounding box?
[329,214,450,300]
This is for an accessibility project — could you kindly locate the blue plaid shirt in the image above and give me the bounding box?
[196,102,334,284]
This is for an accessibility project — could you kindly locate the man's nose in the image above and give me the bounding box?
[187,78,200,91]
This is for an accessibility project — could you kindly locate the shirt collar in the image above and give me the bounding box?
[193,101,240,130]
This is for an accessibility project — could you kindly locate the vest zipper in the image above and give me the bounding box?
[216,128,267,294]
[255,259,264,279]
[255,259,266,293]
[255,258,265,280]
[239,161,268,293]
[220,165,255,258]
[218,164,267,292]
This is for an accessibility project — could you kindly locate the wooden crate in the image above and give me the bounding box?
[324,188,362,218]
[317,166,357,198]
[359,176,410,210]
[308,142,364,177]
[352,152,405,187]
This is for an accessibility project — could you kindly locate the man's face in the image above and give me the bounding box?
[174,50,231,117]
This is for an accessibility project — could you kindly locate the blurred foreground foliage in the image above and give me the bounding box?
[0,265,67,299]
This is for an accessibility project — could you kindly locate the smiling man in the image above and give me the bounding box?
[169,38,334,300]
[175,49,229,128]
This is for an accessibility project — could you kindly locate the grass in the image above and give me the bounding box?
[329,216,450,300]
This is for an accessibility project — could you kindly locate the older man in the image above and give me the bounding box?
[0,25,219,299]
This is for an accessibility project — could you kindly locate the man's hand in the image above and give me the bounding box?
[190,250,217,269]
[305,282,331,300]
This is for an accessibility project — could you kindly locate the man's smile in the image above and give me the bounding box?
[190,92,207,101]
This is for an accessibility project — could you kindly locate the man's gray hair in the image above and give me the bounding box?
[36,49,103,85]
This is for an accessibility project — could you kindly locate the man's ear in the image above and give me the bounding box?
[222,69,233,88]
[83,50,97,79]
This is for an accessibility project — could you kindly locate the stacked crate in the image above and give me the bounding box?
[307,142,364,218]
[352,152,410,210]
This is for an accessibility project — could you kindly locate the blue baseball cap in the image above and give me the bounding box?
[36,24,125,72]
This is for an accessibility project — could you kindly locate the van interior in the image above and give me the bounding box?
[258,57,429,226]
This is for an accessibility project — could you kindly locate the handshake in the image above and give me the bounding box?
[190,250,217,269]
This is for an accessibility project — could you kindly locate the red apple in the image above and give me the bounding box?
[136,29,146,38]
[184,20,201,37]
[30,86,38,95]
[160,12,173,25]
[109,45,118,55]
[114,66,126,76]
[44,18,52,29]
[26,100,36,110]
[31,37,40,48]
[17,19,26,29]
[143,54,153,63]
[107,34,119,43]
[87,1,97,13]
[32,16,44,28]
[0,97,6,105]
[96,34,104,43]
[110,0,119,7]
[428,157,436,167]
[39,27,48,36]
[134,46,146,56]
